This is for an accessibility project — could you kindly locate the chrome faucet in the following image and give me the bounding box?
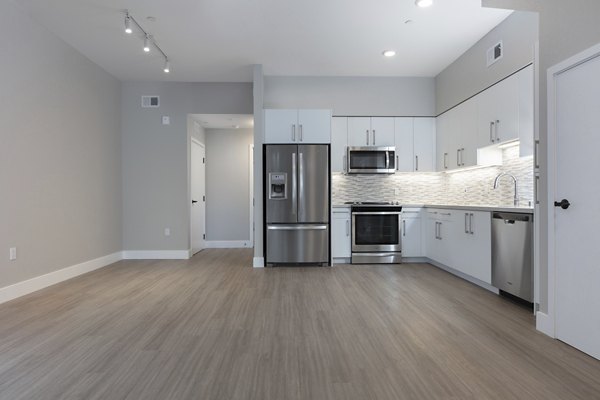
[493,172,519,206]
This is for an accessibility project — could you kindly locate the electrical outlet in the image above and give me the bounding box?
[164,228,171,237]
[9,247,17,261]
[162,116,170,125]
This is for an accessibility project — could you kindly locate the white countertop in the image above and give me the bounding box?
[333,204,534,214]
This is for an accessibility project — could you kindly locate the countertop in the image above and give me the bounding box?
[332,204,534,214]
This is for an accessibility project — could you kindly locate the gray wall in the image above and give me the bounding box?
[0,1,122,288]
[205,129,253,242]
[435,11,539,114]
[121,82,253,252]
[264,77,436,116]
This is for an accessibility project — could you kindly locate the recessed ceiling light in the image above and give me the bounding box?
[382,50,396,58]
[415,0,433,7]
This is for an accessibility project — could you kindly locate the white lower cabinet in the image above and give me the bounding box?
[401,208,422,257]
[332,208,351,260]
[425,208,492,285]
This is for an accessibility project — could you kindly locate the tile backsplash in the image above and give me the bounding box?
[332,145,534,207]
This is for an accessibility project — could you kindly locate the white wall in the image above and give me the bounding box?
[0,1,122,288]
[435,11,539,114]
[264,76,436,116]
[205,128,253,242]
[121,82,253,253]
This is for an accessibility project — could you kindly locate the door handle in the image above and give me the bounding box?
[457,149,460,166]
[461,148,465,166]
[490,121,495,143]
[299,124,303,142]
[346,220,350,236]
[469,213,474,234]
[373,130,376,145]
[415,155,419,171]
[366,130,369,145]
[396,155,399,171]
[444,153,448,169]
[465,213,469,233]
[554,199,571,209]
[438,222,442,240]
[495,120,500,142]
[403,220,406,237]
[192,200,198,204]
[292,124,296,141]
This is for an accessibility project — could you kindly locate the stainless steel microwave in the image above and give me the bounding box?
[347,147,396,174]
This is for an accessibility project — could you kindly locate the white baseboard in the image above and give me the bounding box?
[536,311,555,338]
[122,250,191,260]
[205,241,252,249]
[253,257,265,268]
[0,251,123,305]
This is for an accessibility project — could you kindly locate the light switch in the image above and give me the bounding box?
[9,247,17,261]
[162,116,170,125]
[164,228,171,236]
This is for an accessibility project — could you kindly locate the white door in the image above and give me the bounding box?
[413,118,435,172]
[264,109,298,143]
[553,52,600,359]
[394,117,414,172]
[191,140,206,254]
[370,117,395,146]
[298,109,331,143]
[331,117,348,173]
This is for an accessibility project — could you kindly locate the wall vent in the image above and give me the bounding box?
[487,41,503,67]
[141,96,160,108]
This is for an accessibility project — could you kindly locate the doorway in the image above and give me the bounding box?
[548,43,600,359]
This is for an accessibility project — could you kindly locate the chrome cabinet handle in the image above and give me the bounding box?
[465,213,469,233]
[438,222,442,240]
[299,124,303,142]
[291,152,297,214]
[292,124,296,141]
[461,148,465,166]
[495,120,500,142]
[444,153,448,169]
[403,220,406,237]
[373,130,376,145]
[346,220,350,237]
[457,149,460,166]
[535,174,540,205]
[534,140,540,169]
[343,154,347,173]
[366,130,369,145]
[415,155,419,171]
[396,155,399,171]
[469,213,474,234]
[490,121,495,143]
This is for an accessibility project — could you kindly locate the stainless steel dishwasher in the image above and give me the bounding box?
[491,212,534,303]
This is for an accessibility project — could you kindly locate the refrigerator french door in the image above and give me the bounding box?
[265,144,330,265]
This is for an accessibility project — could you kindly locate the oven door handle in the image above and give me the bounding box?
[352,211,402,215]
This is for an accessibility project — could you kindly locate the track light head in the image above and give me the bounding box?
[124,14,132,34]
[163,59,170,73]
[143,35,151,52]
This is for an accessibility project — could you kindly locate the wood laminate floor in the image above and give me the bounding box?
[0,249,599,400]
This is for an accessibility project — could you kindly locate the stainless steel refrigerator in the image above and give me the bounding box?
[265,144,330,265]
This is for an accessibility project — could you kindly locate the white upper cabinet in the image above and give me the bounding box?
[517,65,534,157]
[370,117,395,146]
[348,117,394,147]
[476,73,520,148]
[264,109,331,144]
[413,118,436,172]
[394,118,414,172]
[331,117,348,173]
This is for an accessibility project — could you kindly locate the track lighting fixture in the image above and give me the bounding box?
[143,35,151,52]
[124,14,132,34]
[122,11,171,74]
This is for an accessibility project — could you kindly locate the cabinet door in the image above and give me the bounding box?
[518,65,534,157]
[394,118,414,172]
[424,210,440,261]
[331,117,348,173]
[436,113,451,171]
[347,117,371,146]
[456,99,478,168]
[461,211,492,283]
[332,210,351,258]
[413,118,435,172]
[265,109,298,143]
[298,109,331,144]
[477,74,519,147]
[370,117,395,146]
[402,209,422,257]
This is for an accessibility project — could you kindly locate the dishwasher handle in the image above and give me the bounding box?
[492,212,532,223]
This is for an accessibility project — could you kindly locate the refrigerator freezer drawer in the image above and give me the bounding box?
[267,224,329,265]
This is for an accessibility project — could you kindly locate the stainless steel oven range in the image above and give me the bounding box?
[349,202,402,264]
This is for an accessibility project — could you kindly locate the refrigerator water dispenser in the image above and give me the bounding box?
[269,173,287,199]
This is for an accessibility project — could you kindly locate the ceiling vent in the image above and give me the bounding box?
[487,41,503,67]
[141,96,160,108]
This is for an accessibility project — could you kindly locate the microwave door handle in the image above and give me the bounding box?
[386,151,389,170]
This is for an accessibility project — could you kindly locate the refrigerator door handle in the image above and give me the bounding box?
[292,152,297,215]
[298,152,304,220]
[267,225,328,231]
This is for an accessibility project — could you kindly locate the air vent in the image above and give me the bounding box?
[487,41,503,67]
[141,96,160,108]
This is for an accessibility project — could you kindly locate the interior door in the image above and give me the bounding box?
[554,53,600,359]
[298,145,329,223]
[191,141,206,254]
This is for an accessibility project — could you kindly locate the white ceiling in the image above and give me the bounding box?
[192,114,254,130]
[16,0,512,82]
